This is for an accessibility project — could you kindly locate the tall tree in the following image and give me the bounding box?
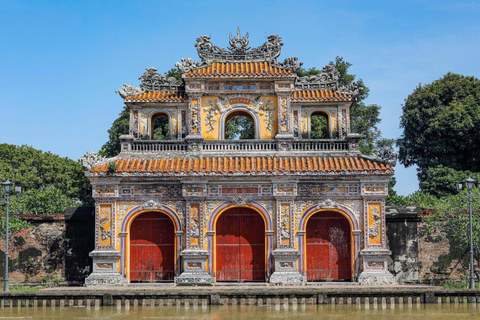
[98,105,130,158]
[299,56,391,155]
[398,73,480,192]
[0,143,93,213]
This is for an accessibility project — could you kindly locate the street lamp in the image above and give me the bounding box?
[1,180,13,292]
[457,177,479,289]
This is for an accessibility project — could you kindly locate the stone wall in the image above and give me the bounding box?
[0,207,94,286]
[386,206,470,284]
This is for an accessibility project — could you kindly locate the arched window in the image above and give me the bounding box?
[151,113,170,140]
[310,111,329,139]
[224,111,255,140]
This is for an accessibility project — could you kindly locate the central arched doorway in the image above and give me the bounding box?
[306,211,352,281]
[130,211,175,282]
[215,207,266,282]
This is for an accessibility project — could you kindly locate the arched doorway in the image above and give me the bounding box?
[224,110,256,140]
[130,211,175,282]
[150,112,170,140]
[306,211,351,281]
[215,207,265,282]
[310,111,329,139]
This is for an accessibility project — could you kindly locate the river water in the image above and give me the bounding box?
[1,303,479,319]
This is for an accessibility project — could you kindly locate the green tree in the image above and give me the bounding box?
[420,166,480,198]
[298,56,391,155]
[165,68,183,83]
[0,144,92,207]
[98,105,130,158]
[398,73,480,188]
[310,114,328,139]
[152,116,170,140]
[225,116,255,140]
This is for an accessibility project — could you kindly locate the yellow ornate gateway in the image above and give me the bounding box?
[80,29,397,286]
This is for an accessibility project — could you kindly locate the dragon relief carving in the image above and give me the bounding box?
[369,205,381,238]
[204,96,275,133]
[275,56,303,72]
[139,67,183,92]
[79,151,106,171]
[280,206,291,240]
[375,146,398,168]
[190,206,200,238]
[175,57,207,74]
[99,207,111,242]
[194,28,283,64]
[115,83,143,99]
[316,199,340,210]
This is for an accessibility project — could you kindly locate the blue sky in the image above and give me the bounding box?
[1,1,479,195]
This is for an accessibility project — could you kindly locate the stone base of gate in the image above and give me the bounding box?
[358,249,397,285]
[85,250,126,286]
[269,248,303,285]
[175,249,214,285]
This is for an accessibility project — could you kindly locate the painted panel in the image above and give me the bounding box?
[130,212,175,282]
[306,211,351,281]
[99,204,112,247]
[367,203,382,245]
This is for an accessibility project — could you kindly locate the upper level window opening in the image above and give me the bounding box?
[310,111,329,139]
[224,111,255,140]
[151,113,170,140]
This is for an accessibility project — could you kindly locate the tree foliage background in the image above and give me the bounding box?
[298,56,393,155]
[0,144,93,234]
[398,73,480,193]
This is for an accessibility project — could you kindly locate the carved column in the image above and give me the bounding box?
[270,192,303,285]
[274,81,295,150]
[175,185,214,285]
[358,197,396,285]
[185,89,205,151]
[86,201,126,286]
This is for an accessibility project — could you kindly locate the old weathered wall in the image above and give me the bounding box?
[386,206,470,284]
[0,207,94,286]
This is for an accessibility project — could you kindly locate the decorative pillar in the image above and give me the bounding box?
[275,81,295,150]
[185,94,204,151]
[86,201,126,286]
[175,199,214,285]
[358,199,396,285]
[175,231,183,277]
[270,199,303,285]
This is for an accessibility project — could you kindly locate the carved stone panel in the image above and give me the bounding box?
[186,202,203,248]
[364,200,385,247]
[277,201,294,248]
[97,202,115,249]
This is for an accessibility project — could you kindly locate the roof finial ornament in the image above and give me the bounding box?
[228,27,250,55]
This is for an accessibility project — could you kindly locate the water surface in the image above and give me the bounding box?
[0,303,478,319]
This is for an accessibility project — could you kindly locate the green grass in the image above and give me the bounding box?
[9,286,47,292]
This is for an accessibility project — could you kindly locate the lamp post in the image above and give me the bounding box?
[1,180,13,292]
[457,177,478,289]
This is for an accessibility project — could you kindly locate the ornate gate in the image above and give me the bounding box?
[130,212,175,282]
[216,207,266,282]
[306,211,351,281]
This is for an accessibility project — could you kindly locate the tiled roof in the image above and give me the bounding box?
[184,62,294,78]
[291,90,352,102]
[91,156,391,175]
[125,91,187,103]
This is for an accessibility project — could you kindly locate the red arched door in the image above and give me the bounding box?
[216,208,265,282]
[130,212,175,282]
[306,211,351,281]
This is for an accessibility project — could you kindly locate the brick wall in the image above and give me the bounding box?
[386,206,469,284]
[0,207,94,286]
